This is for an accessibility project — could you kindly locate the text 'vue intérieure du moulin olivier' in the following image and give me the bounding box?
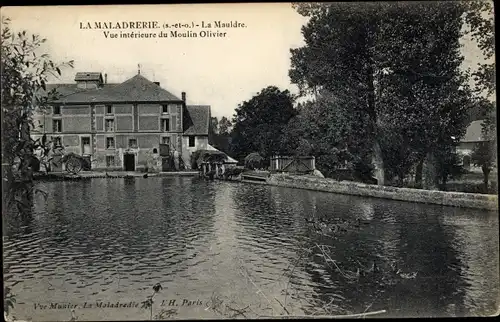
[80,20,247,39]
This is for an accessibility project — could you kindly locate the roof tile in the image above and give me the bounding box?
[52,74,181,103]
[183,105,210,136]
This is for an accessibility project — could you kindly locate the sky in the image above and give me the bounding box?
[2,3,490,119]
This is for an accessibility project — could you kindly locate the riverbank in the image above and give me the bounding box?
[261,173,498,211]
[30,171,498,210]
[33,171,199,181]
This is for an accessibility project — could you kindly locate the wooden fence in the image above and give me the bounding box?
[270,156,315,174]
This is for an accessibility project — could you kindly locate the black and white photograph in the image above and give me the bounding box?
[1,2,498,320]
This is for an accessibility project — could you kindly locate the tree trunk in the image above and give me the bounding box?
[18,116,35,217]
[422,151,438,190]
[397,171,405,187]
[441,175,448,191]
[415,159,424,186]
[2,163,13,218]
[367,66,385,186]
[482,165,490,192]
[372,140,385,186]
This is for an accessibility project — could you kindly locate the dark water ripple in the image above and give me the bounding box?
[3,177,499,320]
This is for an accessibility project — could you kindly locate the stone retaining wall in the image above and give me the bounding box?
[266,174,498,211]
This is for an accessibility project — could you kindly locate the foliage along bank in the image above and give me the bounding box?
[1,17,74,216]
[225,1,496,193]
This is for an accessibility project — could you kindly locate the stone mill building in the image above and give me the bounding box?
[31,71,212,172]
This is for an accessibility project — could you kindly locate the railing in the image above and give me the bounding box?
[270,155,315,174]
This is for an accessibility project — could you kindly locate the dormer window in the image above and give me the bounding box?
[75,72,104,89]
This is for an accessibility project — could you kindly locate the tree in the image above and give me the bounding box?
[290,2,393,184]
[215,116,233,155]
[1,17,73,215]
[434,145,467,190]
[470,111,496,193]
[218,116,232,135]
[209,116,233,155]
[230,86,296,162]
[471,140,496,192]
[281,90,374,181]
[210,116,219,134]
[374,2,475,188]
[289,2,474,187]
[376,67,475,189]
[464,0,495,97]
[464,0,496,192]
[209,116,219,146]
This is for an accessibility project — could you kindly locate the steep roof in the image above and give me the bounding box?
[183,105,210,136]
[461,120,487,143]
[51,74,181,103]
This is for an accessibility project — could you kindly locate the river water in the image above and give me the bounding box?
[3,177,499,320]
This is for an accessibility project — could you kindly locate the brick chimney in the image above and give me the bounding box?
[181,92,186,102]
[104,73,107,84]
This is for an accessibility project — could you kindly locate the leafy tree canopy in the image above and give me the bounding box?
[230,86,296,161]
[1,17,73,214]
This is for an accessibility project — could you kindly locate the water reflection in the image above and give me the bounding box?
[440,212,500,316]
[3,179,498,320]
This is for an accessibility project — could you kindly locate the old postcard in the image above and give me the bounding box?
[1,2,498,321]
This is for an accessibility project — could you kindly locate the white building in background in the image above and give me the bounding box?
[456,120,492,170]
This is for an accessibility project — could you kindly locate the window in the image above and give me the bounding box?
[106,137,115,149]
[152,148,158,154]
[105,119,114,132]
[188,136,195,147]
[106,105,113,114]
[162,105,168,113]
[162,119,170,132]
[128,138,137,148]
[53,106,61,115]
[53,136,62,147]
[162,136,171,145]
[106,155,115,167]
[53,119,62,133]
[82,137,91,154]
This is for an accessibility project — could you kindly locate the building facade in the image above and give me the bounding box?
[456,119,492,170]
[31,71,211,171]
